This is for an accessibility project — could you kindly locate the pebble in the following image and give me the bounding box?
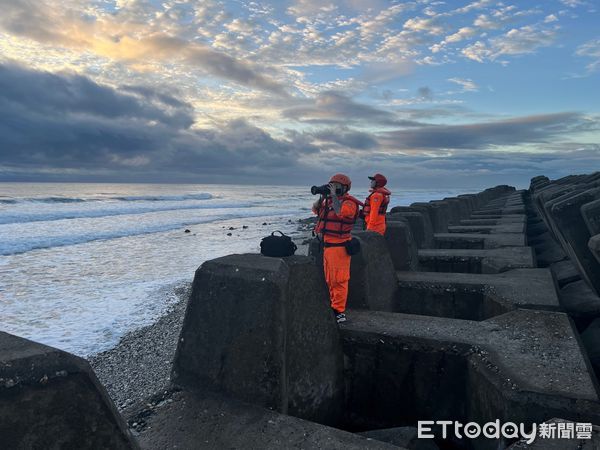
[88,283,191,412]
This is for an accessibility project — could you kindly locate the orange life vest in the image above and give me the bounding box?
[314,194,362,240]
[363,187,391,216]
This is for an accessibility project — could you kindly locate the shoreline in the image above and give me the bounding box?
[87,283,191,411]
[88,220,314,410]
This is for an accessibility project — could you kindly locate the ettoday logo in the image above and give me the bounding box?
[417,420,593,444]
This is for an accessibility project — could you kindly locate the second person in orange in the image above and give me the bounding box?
[362,173,391,235]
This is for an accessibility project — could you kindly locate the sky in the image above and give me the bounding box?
[0,0,599,188]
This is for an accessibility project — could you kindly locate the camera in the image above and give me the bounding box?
[311,184,342,196]
[311,184,329,196]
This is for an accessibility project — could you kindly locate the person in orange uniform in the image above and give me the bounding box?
[363,173,391,235]
[312,174,362,323]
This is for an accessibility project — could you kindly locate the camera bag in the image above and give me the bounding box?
[260,231,298,257]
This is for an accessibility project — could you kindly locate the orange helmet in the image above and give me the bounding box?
[329,173,352,190]
[368,173,387,187]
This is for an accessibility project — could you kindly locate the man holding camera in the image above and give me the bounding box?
[312,174,362,323]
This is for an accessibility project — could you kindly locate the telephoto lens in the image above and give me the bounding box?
[311,184,329,196]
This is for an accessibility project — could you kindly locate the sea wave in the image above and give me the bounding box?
[0,209,299,256]
[0,192,213,204]
[0,198,247,226]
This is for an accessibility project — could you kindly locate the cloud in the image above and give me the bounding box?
[576,38,600,72]
[378,112,599,151]
[311,126,379,150]
[282,91,422,126]
[462,24,557,62]
[0,63,318,182]
[0,0,289,96]
[448,77,478,92]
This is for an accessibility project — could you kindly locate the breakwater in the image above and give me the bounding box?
[2,174,600,449]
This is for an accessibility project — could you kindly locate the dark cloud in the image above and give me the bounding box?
[0,63,318,183]
[282,90,423,126]
[379,112,600,150]
[311,127,379,149]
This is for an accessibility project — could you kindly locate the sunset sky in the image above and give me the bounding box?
[0,0,599,188]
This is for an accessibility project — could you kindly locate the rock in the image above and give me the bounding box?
[184,229,191,233]
[242,225,248,229]
[228,227,235,230]
[226,232,232,236]
[171,254,344,426]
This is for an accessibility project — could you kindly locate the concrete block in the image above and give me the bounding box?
[472,207,526,215]
[396,268,561,320]
[172,254,344,425]
[550,260,581,288]
[0,332,136,450]
[340,309,600,435]
[349,231,400,311]
[434,233,525,249]
[418,247,536,274]
[559,279,600,323]
[448,223,526,234]
[582,319,600,379]
[411,202,448,233]
[582,199,600,235]
[431,200,460,226]
[590,234,600,264]
[131,389,400,450]
[460,215,526,226]
[387,211,434,248]
[550,188,600,295]
[359,427,439,449]
[384,220,419,271]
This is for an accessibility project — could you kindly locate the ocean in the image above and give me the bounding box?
[0,182,478,356]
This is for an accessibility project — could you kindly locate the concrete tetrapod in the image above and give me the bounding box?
[131,388,401,450]
[387,212,434,249]
[418,247,536,274]
[434,233,526,250]
[549,188,600,295]
[590,234,600,264]
[340,309,600,450]
[395,268,561,320]
[0,332,137,450]
[171,254,345,426]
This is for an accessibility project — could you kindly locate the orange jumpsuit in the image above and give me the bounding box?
[313,199,358,313]
[364,191,387,235]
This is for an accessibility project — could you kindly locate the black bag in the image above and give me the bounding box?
[260,231,298,257]
[323,237,361,256]
[345,237,361,255]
